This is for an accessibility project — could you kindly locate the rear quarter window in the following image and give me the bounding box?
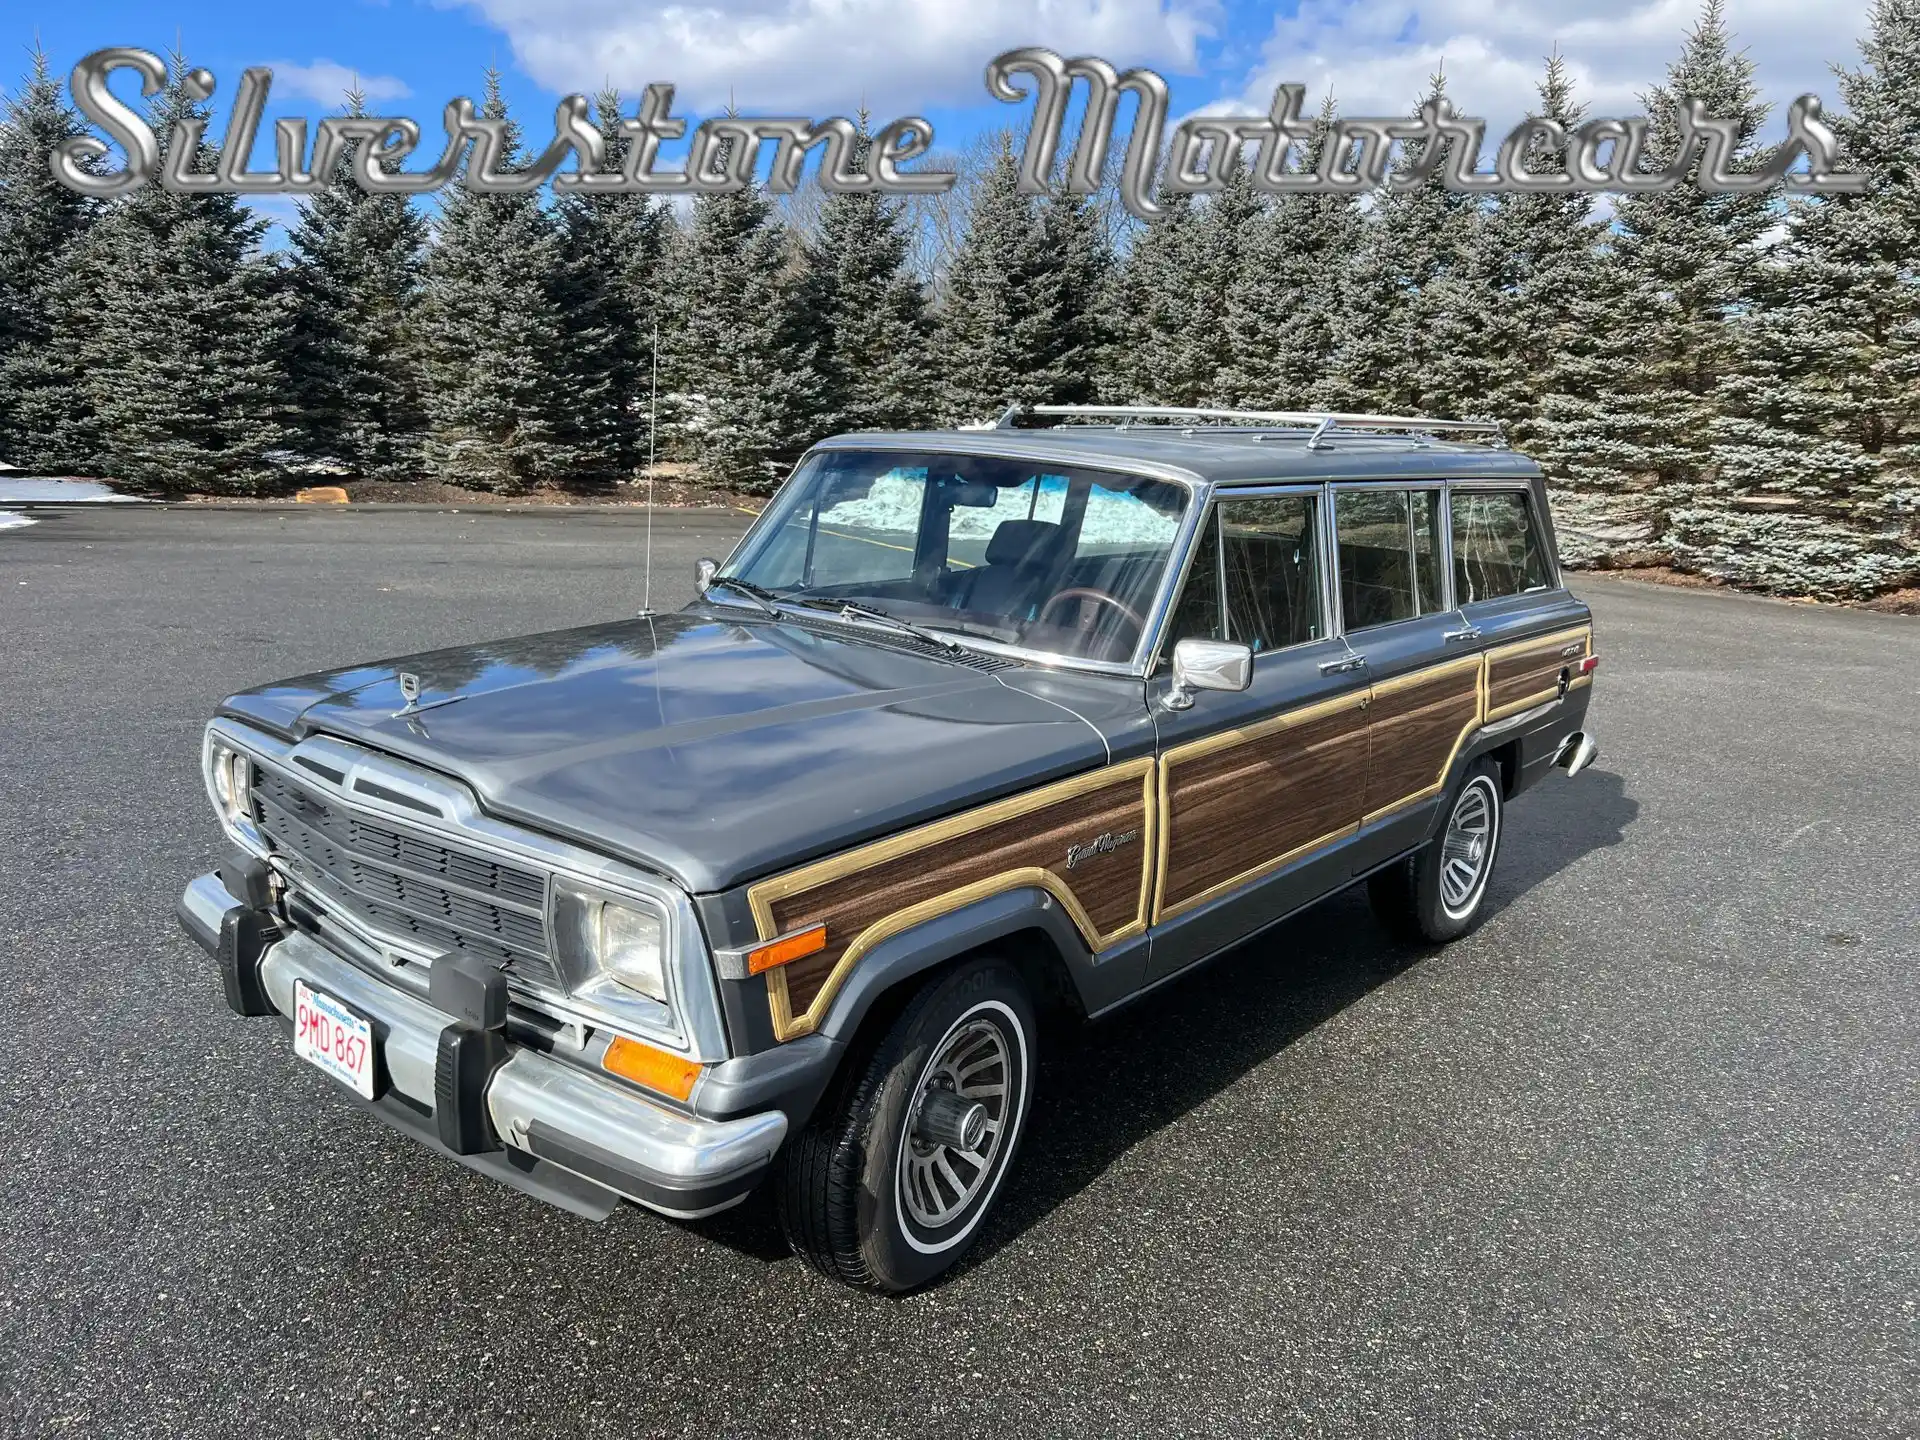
[1452,490,1553,604]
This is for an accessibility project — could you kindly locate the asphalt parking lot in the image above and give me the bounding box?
[2,506,1915,1439]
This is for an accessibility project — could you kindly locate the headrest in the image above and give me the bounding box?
[985,518,1061,567]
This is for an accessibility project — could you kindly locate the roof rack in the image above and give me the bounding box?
[993,404,1506,450]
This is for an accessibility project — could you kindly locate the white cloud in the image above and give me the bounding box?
[267,59,412,108]
[1227,0,1872,142]
[455,0,1213,114]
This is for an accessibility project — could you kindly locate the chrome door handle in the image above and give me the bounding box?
[1319,654,1367,674]
[1443,627,1483,644]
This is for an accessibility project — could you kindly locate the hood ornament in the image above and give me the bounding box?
[391,671,466,722]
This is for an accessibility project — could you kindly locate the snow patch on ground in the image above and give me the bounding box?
[0,511,37,531]
[0,478,145,503]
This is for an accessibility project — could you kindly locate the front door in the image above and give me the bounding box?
[1147,488,1370,981]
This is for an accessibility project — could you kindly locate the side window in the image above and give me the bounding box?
[1334,488,1445,631]
[1168,494,1324,653]
[1451,490,1552,604]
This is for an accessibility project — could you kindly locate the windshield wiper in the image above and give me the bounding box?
[706,575,782,616]
[788,596,965,652]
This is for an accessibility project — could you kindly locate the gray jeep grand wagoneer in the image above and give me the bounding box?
[179,406,1599,1291]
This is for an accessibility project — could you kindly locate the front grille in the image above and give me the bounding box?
[252,769,560,989]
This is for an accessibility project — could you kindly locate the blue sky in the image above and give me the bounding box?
[14,0,1872,236]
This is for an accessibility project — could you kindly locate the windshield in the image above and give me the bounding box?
[716,449,1191,664]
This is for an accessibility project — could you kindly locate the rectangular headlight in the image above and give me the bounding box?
[206,740,253,828]
[552,878,670,1007]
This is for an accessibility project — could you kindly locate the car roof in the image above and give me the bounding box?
[812,426,1543,486]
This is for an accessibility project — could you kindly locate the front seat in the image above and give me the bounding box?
[951,519,1063,619]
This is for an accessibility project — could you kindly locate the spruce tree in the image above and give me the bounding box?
[1699,0,1920,595]
[800,128,933,433]
[0,47,97,472]
[417,71,611,491]
[660,141,825,491]
[1323,70,1483,415]
[1558,0,1772,559]
[556,90,673,476]
[1221,96,1362,412]
[1103,186,1201,404]
[60,53,291,493]
[1107,162,1260,407]
[1454,57,1611,560]
[934,133,1050,423]
[284,87,429,479]
[1029,180,1114,404]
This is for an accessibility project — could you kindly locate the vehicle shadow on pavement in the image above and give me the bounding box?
[695,769,1638,1276]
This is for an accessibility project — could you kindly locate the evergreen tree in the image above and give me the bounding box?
[556,90,673,476]
[0,47,97,472]
[800,126,933,432]
[1453,57,1611,558]
[1699,0,1920,595]
[661,139,825,491]
[1221,96,1362,411]
[417,71,613,491]
[1559,0,1772,556]
[1103,186,1201,404]
[284,86,429,479]
[1323,70,1484,415]
[60,53,291,493]
[1029,180,1114,403]
[934,133,1050,423]
[1108,162,1260,407]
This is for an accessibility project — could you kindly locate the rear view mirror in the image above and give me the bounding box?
[695,557,718,592]
[941,479,1000,507]
[1164,638,1252,711]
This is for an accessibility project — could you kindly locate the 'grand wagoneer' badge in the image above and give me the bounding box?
[1065,829,1139,870]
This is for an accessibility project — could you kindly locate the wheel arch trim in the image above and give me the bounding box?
[802,885,1093,1045]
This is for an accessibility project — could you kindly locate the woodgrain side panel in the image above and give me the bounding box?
[1156,693,1370,923]
[1362,656,1484,820]
[749,760,1155,1039]
[1486,625,1591,721]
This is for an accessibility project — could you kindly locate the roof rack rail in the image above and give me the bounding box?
[993,404,1506,450]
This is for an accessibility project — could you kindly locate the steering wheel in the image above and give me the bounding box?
[1034,587,1146,646]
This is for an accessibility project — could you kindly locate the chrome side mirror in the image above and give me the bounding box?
[694,557,718,593]
[1163,638,1253,711]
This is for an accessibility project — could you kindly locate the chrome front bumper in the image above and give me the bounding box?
[179,872,787,1221]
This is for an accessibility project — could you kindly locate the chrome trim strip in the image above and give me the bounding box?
[207,717,729,1062]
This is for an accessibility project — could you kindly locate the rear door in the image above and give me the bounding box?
[1146,487,1370,981]
[1330,482,1486,872]
[1450,483,1588,719]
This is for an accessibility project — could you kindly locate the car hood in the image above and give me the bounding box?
[219,612,1108,893]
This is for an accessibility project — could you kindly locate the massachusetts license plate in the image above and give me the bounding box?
[292,981,376,1099]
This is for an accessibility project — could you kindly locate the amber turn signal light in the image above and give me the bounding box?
[746,924,828,976]
[602,1035,702,1101]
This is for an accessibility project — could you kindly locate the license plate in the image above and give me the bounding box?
[293,981,376,1099]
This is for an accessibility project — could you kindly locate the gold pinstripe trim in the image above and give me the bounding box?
[750,758,1157,1041]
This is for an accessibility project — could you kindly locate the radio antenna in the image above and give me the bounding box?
[641,320,659,616]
